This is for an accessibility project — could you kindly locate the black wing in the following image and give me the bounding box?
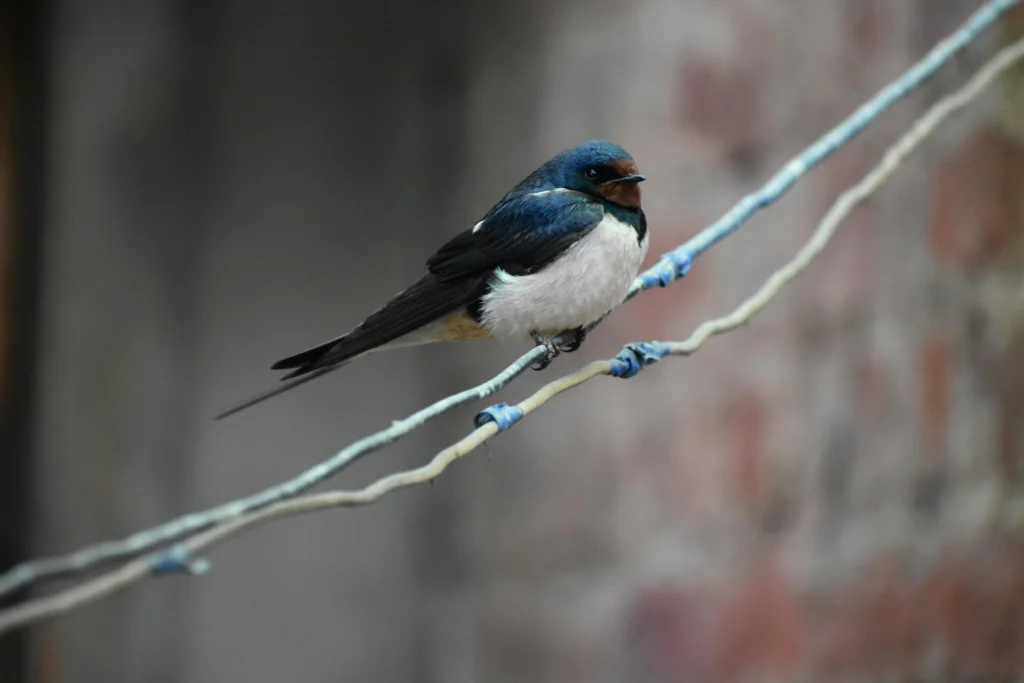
[270,273,487,378]
[427,190,604,280]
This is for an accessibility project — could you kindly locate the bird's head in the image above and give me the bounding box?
[544,140,645,209]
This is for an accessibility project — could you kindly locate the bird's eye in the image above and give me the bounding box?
[584,168,600,180]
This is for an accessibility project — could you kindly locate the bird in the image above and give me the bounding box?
[215,140,648,419]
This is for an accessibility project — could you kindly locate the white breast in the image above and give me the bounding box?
[479,213,648,339]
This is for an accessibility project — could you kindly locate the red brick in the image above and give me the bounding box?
[856,354,888,418]
[625,584,719,681]
[997,329,1024,485]
[814,555,923,677]
[845,0,888,60]
[668,407,729,524]
[917,331,954,460]
[677,58,760,155]
[813,543,1024,679]
[675,10,771,159]
[1008,4,1024,29]
[727,391,771,520]
[626,560,806,683]
[929,127,1024,272]
[714,558,807,680]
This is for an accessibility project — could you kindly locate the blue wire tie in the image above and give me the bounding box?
[609,341,671,379]
[148,543,211,576]
[637,248,693,290]
[473,402,525,432]
[667,249,693,279]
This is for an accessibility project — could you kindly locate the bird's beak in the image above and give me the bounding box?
[603,174,646,185]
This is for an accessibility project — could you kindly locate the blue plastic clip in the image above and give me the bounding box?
[636,248,693,290]
[148,543,211,576]
[608,341,671,379]
[665,249,693,280]
[473,402,525,432]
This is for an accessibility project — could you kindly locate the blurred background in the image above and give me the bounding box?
[2,0,1024,681]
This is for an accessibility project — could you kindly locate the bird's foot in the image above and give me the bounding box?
[530,330,560,370]
[557,326,587,353]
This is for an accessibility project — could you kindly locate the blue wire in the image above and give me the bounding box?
[632,0,1019,294]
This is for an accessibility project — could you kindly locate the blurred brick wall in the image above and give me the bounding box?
[449,2,1024,682]
[21,1,1024,682]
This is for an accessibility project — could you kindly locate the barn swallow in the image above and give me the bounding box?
[216,140,648,419]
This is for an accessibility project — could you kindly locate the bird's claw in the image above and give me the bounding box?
[530,330,560,370]
[556,326,587,353]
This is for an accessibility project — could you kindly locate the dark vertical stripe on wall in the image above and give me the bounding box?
[164,2,218,675]
[405,2,474,680]
[0,0,48,681]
